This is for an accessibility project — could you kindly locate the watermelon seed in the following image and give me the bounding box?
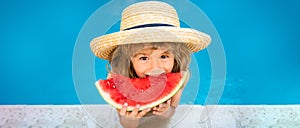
[106,81,110,87]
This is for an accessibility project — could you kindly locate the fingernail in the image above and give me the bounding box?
[147,108,151,111]
[124,103,128,106]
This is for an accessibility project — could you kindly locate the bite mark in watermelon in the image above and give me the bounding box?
[95,72,188,111]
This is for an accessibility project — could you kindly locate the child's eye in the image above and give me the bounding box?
[160,55,169,59]
[139,57,148,60]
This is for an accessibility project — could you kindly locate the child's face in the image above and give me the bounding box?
[131,47,174,78]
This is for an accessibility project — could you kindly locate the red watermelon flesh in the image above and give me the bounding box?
[95,72,188,111]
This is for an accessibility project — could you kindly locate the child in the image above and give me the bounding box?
[90,1,211,128]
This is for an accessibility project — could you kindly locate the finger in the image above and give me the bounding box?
[153,107,163,112]
[162,100,171,107]
[159,104,163,108]
[155,105,164,112]
[137,108,151,118]
[158,103,169,110]
[153,110,163,115]
[167,99,171,105]
[152,106,158,110]
[119,103,128,116]
[153,106,168,115]
[162,100,171,108]
[158,103,171,112]
[153,104,164,111]
[129,104,140,117]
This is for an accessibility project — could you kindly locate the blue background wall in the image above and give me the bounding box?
[0,0,299,105]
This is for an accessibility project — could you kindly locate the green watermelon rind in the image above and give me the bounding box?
[95,71,189,111]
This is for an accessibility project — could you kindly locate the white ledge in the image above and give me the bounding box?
[0,105,299,128]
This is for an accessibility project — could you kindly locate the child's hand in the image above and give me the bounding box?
[118,103,151,128]
[152,99,175,119]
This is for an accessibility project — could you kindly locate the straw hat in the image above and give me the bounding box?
[90,1,211,60]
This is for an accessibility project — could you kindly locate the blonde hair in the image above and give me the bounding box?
[109,42,191,78]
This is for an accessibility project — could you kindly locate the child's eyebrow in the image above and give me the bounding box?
[162,50,171,54]
[133,49,172,57]
[132,52,147,57]
[160,50,173,55]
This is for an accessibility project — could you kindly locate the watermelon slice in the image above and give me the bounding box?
[95,72,188,111]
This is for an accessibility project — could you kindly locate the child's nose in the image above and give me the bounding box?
[150,59,160,69]
[148,60,164,74]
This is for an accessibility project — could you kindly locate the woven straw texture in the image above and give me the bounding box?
[90,1,211,60]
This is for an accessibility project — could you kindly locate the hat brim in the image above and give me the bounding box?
[90,26,211,60]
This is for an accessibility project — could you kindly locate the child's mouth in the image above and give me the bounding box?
[145,68,166,77]
[145,72,166,78]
